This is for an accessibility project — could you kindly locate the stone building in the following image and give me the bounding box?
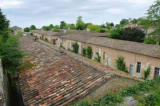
[32,30,160,80]
[11,26,23,35]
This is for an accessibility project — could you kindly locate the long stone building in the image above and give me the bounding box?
[31,30,160,80]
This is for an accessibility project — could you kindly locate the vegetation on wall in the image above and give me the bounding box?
[86,46,93,59]
[95,52,101,63]
[82,48,87,57]
[144,66,151,80]
[72,42,79,54]
[116,56,128,73]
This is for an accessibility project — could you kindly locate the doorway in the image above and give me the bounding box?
[129,64,134,75]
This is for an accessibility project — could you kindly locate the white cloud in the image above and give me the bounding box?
[106,8,125,14]
[127,0,154,5]
[0,0,22,9]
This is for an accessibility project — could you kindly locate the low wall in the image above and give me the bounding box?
[0,59,8,106]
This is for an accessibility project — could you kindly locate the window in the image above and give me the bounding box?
[107,57,111,66]
[136,62,141,73]
[154,67,160,78]
[94,48,99,57]
[103,52,106,60]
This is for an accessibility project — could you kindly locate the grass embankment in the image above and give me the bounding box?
[74,77,160,106]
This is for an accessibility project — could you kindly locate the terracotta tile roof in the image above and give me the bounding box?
[19,36,112,106]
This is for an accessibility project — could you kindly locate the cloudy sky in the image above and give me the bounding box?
[0,0,155,28]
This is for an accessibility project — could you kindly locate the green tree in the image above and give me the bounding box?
[69,24,76,30]
[109,27,122,39]
[42,26,50,31]
[87,24,100,32]
[0,35,24,75]
[138,17,152,34]
[76,16,85,30]
[121,28,145,42]
[0,9,24,75]
[24,27,30,32]
[147,0,160,26]
[60,21,66,29]
[49,24,54,29]
[120,19,130,26]
[30,25,36,30]
[0,9,9,34]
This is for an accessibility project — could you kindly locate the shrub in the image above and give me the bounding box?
[95,52,101,63]
[76,99,90,106]
[120,85,139,96]
[109,27,122,39]
[144,66,151,80]
[53,28,60,32]
[144,36,160,45]
[144,36,157,44]
[121,28,145,42]
[72,42,79,54]
[116,56,128,73]
[82,48,86,57]
[143,93,160,106]
[18,61,34,72]
[86,46,93,59]
[100,94,122,106]
[99,29,106,33]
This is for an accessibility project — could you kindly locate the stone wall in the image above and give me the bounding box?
[0,59,9,106]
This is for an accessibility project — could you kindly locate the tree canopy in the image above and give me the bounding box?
[0,9,9,34]
[60,21,66,29]
[147,0,160,25]
[0,9,24,75]
[30,25,36,30]
[76,16,85,30]
[121,28,145,42]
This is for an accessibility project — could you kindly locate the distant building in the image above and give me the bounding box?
[11,26,23,35]
[32,30,160,80]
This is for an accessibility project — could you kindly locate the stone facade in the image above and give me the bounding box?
[0,59,9,106]
[32,30,160,80]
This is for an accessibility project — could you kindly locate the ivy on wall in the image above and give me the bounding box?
[116,56,128,73]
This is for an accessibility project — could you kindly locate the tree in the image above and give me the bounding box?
[120,19,130,26]
[147,0,160,26]
[109,27,122,39]
[30,25,36,30]
[24,27,30,32]
[138,17,152,34]
[121,28,145,42]
[87,24,100,32]
[49,24,54,29]
[42,26,50,31]
[0,9,9,34]
[0,9,24,75]
[76,16,85,30]
[110,23,114,28]
[0,9,9,42]
[69,24,76,30]
[60,21,66,29]
[0,35,24,75]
